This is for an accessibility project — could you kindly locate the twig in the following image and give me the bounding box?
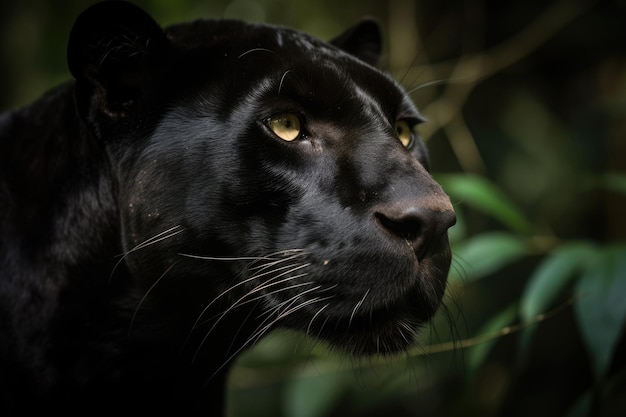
[412,296,575,355]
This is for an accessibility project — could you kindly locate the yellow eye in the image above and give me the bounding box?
[267,113,301,141]
[394,120,414,148]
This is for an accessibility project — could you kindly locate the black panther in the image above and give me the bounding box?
[0,1,455,414]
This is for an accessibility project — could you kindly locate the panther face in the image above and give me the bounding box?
[75,10,457,356]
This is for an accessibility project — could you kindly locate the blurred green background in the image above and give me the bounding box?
[2,0,625,416]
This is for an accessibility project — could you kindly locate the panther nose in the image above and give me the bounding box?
[375,200,456,258]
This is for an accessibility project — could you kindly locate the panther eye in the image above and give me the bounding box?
[266,113,302,141]
[394,120,414,148]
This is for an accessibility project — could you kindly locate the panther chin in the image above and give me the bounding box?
[280,285,441,356]
[272,244,453,356]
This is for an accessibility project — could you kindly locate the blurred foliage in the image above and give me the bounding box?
[2,0,626,416]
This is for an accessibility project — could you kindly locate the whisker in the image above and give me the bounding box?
[274,296,332,323]
[110,225,183,282]
[195,263,311,328]
[128,263,177,336]
[236,283,331,354]
[256,283,322,320]
[190,260,311,332]
[199,277,313,325]
[178,253,305,357]
[247,281,316,315]
[246,292,333,362]
[207,295,330,383]
[246,259,309,281]
[190,264,310,362]
[349,288,370,326]
[397,54,421,86]
[405,78,451,95]
[179,248,305,264]
[396,319,415,346]
[252,295,335,356]
[238,47,276,59]
[316,283,339,293]
[232,295,306,357]
[278,69,293,96]
[449,254,469,283]
[248,250,307,271]
[306,303,330,336]
[210,269,310,326]
[124,226,183,256]
[178,254,276,262]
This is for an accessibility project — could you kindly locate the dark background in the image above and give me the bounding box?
[1,1,625,416]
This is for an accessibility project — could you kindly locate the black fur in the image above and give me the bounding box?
[0,1,455,414]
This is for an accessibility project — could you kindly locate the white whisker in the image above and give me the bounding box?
[129,225,184,252]
[405,78,449,95]
[249,295,334,354]
[197,277,313,325]
[277,69,293,96]
[243,281,315,313]
[178,254,275,261]
[246,260,310,282]
[238,47,275,59]
[275,296,332,322]
[178,249,305,265]
[189,260,310,333]
[199,266,310,329]
[206,295,330,383]
[110,225,183,282]
[190,263,310,362]
[194,263,311,328]
[129,263,177,336]
[396,319,414,345]
[248,250,307,272]
[256,284,322,320]
[307,303,330,336]
[349,288,370,326]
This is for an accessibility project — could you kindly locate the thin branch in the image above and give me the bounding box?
[412,296,574,355]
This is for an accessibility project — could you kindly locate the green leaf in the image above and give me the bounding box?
[520,242,598,323]
[437,174,531,234]
[448,232,528,282]
[283,369,346,417]
[519,242,598,352]
[575,244,626,380]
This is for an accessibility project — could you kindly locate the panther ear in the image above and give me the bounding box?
[330,19,382,67]
[67,1,170,118]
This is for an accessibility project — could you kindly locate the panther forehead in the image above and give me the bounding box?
[166,19,327,55]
